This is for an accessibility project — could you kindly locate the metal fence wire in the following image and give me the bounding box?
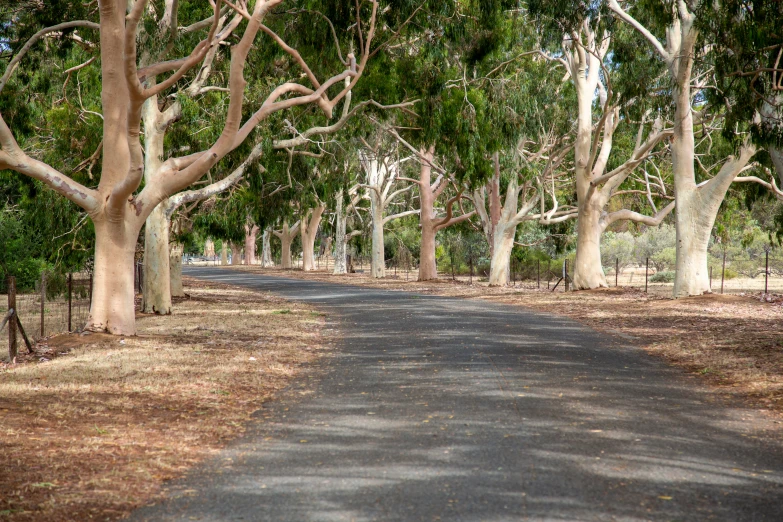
[2,273,91,360]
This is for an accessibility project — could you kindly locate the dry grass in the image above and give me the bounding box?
[234,266,783,418]
[0,278,329,521]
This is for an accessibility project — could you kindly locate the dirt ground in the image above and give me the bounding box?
[0,278,330,521]
[233,266,783,419]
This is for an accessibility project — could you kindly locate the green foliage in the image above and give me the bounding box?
[649,270,675,283]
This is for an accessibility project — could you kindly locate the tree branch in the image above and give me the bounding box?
[0,21,100,94]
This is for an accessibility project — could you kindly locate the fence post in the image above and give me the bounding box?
[615,258,619,287]
[721,249,726,294]
[709,266,713,290]
[68,273,73,332]
[537,260,540,289]
[8,276,17,361]
[40,273,46,338]
[645,257,649,293]
[563,259,569,292]
[765,249,769,294]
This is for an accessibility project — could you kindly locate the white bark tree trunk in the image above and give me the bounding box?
[608,2,755,297]
[573,202,607,289]
[141,94,173,314]
[261,228,274,267]
[142,203,173,314]
[274,221,300,269]
[170,243,185,297]
[673,189,713,296]
[488,222,516,286]
[301,206,325,271]
[221,243,228,266]
[333,191,348,275]
[87,219,140,335]
[370,203,385,278]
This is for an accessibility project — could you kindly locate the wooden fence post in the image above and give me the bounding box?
[615,258,619,287]
[645,257,649,293]
[537,259,540,289]
[40,273,46,338]
[564,259,569,292]
[8,276,17,360]
[721,249,726,294]
[68,273,73,332]
[765,249,770,294]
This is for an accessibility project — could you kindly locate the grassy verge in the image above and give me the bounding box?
[0,278,328,521]
[234,266,783,418]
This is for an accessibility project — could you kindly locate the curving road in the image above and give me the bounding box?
[129,267,783,521]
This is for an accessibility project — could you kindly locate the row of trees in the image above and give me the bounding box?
[1,0,781,335]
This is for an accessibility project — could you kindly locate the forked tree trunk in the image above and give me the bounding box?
[170,243,185,297]
[415,146,475,280]
[333,191,348,275]
[142,203,173,314]
[244,224,259,265]
[301,206,325,271]
[221,243,228,266]
[261,228,274,267]
[370,203,386,278]
[87,220,140,334]
[608,2,754,297]
[231,242,242,265]
[275,221,300,269]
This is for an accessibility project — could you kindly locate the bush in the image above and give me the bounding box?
[650,270,675,283]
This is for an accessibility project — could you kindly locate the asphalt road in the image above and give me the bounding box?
[129,267,783,521]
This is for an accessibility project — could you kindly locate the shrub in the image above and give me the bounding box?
[650,270,675,283]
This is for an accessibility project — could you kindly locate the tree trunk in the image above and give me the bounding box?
[86,220,140,335]
[231,242,242,265]
[141,94,172,314]
[301,206,325,271]
[221,243,228,266]
[261,228,273,267]
[333,191,348,275]
[488,221,516,286]
[573,200,608,289]
[281,236,292,268]
[170,243,185,297]
[673,189,713,296]
[244,225,258,265]
[417,148,438,281]
[142,203,172,314]
[370,202,386,278]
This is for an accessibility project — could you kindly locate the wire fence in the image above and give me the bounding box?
[1,273,91,361]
